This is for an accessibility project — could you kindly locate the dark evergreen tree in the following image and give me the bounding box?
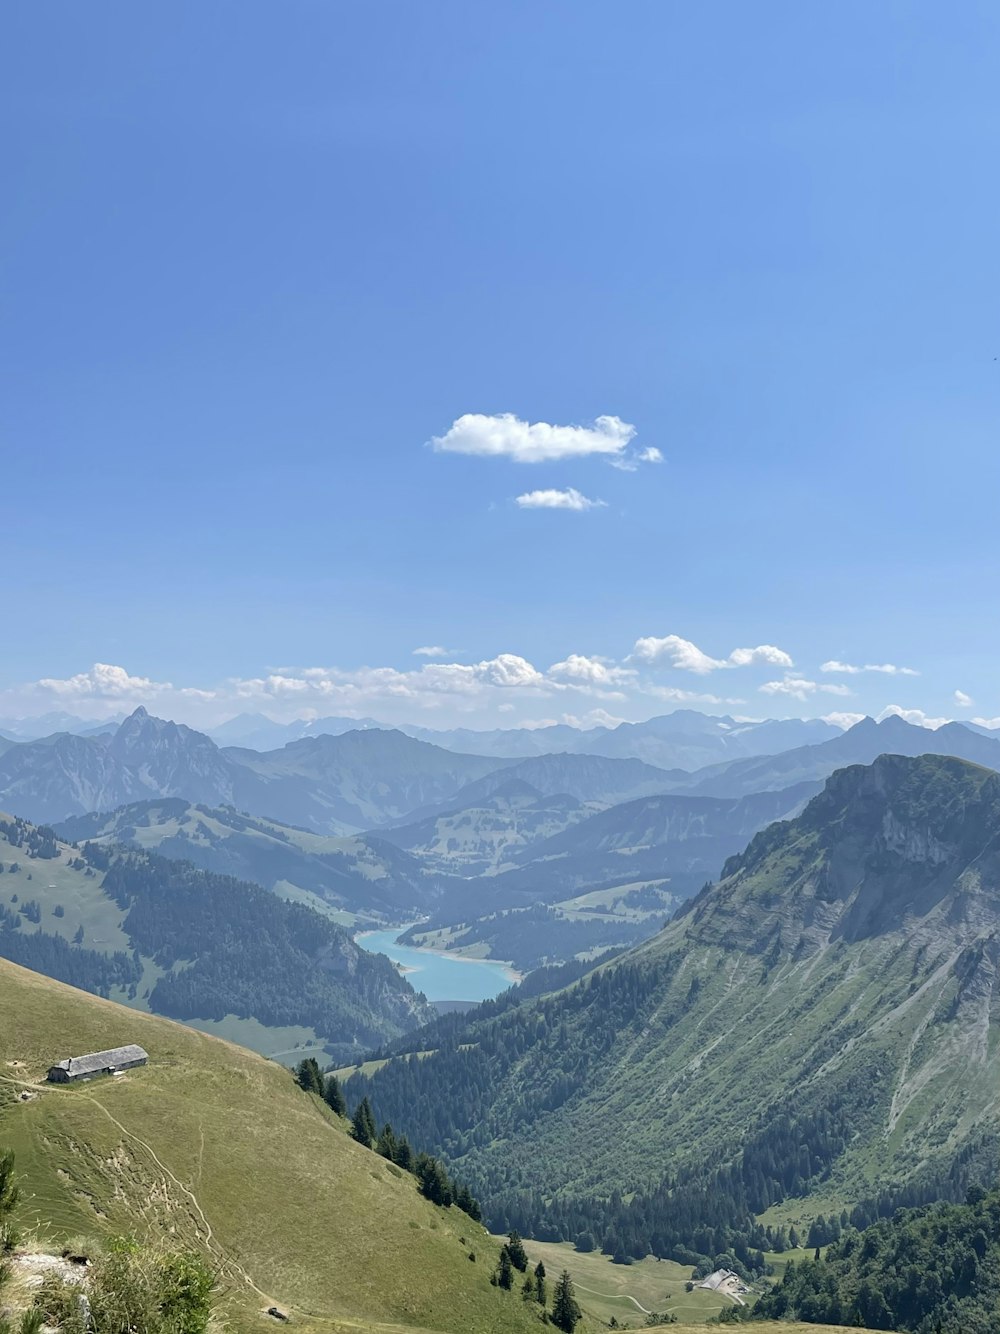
[294,1057,324,1095]
[506,1230,528,1271]
[377,1122,398,1162]
[322,1074,347,1117]
[350,1097,377,1148]
[496,1246,514,1290]
[551,1270,581,1332]
[534,1260,546,1306]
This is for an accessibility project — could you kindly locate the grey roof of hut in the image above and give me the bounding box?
[50,1044,148,1076]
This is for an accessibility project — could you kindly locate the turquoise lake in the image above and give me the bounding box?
[356,927,519,1003]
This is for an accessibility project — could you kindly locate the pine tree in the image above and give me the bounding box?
[294,1057,324,1095]
[551,1270,581,1333]
[322,1074,347,1117]
[506,1230,528,1272]
[496,1246,514,1290]
[350,1097,377,1148]
[521,1272,535,1301]
[377,1123,398,1161]
[534,1259,546,1306]
[393,1135,414,1172]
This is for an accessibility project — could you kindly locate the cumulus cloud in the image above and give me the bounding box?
[413,646,451,658]
[759,677,853,701]
[632,635,793,675]
[515,488,606,511]
[432,412,635,464]
[822,711,867,729]
[821,660,919,676]
[37,663,171,698]
[954,690,974,708]
[972,716,1000,731]
[548,654,636,686]
[877,705,948,729]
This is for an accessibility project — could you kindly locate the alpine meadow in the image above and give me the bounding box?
[4,5,1000,1334]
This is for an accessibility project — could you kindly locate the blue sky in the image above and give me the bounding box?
[3,2,999,730]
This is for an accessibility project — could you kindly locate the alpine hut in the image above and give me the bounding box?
[47,1044,148,1083]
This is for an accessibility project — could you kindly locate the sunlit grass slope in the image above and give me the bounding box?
[0,958,541,1334]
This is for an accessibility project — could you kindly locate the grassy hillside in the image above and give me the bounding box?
[347,754,1000,1264]
[514,1239,730,1324]
[0,959,544,1334]
[0,813,431,1063]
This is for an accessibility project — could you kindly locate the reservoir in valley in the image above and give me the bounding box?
[356,926,521,1004]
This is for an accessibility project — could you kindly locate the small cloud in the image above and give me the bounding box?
[821,660,918,676]
[560,708,628,729]
[877,705,948,729]
[822,711,866,729]
[632,634,793,675]
[413,646,450,658]
[760,676,853,701]
[609,445,664,472]
[516,487,607,512]
[548,654,636,686]
[954,690,974,708]
[432,412,635,464]
[972,716,1000,730]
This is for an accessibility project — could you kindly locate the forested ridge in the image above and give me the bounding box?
[754,1187,1000,1333]
[98,847,430,1056]
[0,813,432,1059]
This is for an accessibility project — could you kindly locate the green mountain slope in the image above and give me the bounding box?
[54,798,446,923]
[0,813,431,1063]
[378,780,593,874]
[0,959,543,1334]
[347,753,1000,1261]
[756,1187,1000,1333]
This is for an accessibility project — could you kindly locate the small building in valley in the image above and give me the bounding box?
[47,1044,148,1084]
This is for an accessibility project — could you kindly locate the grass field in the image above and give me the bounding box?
[514,1239,730,1325]
[0,959,542,1334]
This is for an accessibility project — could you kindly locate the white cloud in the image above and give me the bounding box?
[759,677,853,702]
[37,663,171,698]
[560,708,628,729]
[972,716,1000,731]
[821,660,919,676]
[632,635,793,675]
[516,487,606,512]
[645,686,729,705]
[877,705,948,729]
[413,646,450,658]
[822,711,867,729]
[609,444,664,472]
[432,412,635,464]
[548,654,636,686]
[954,690,974,708]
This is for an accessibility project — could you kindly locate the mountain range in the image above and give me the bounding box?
[346,752,1000,1262]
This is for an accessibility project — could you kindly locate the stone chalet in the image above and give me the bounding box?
[47,1044,148,1084]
